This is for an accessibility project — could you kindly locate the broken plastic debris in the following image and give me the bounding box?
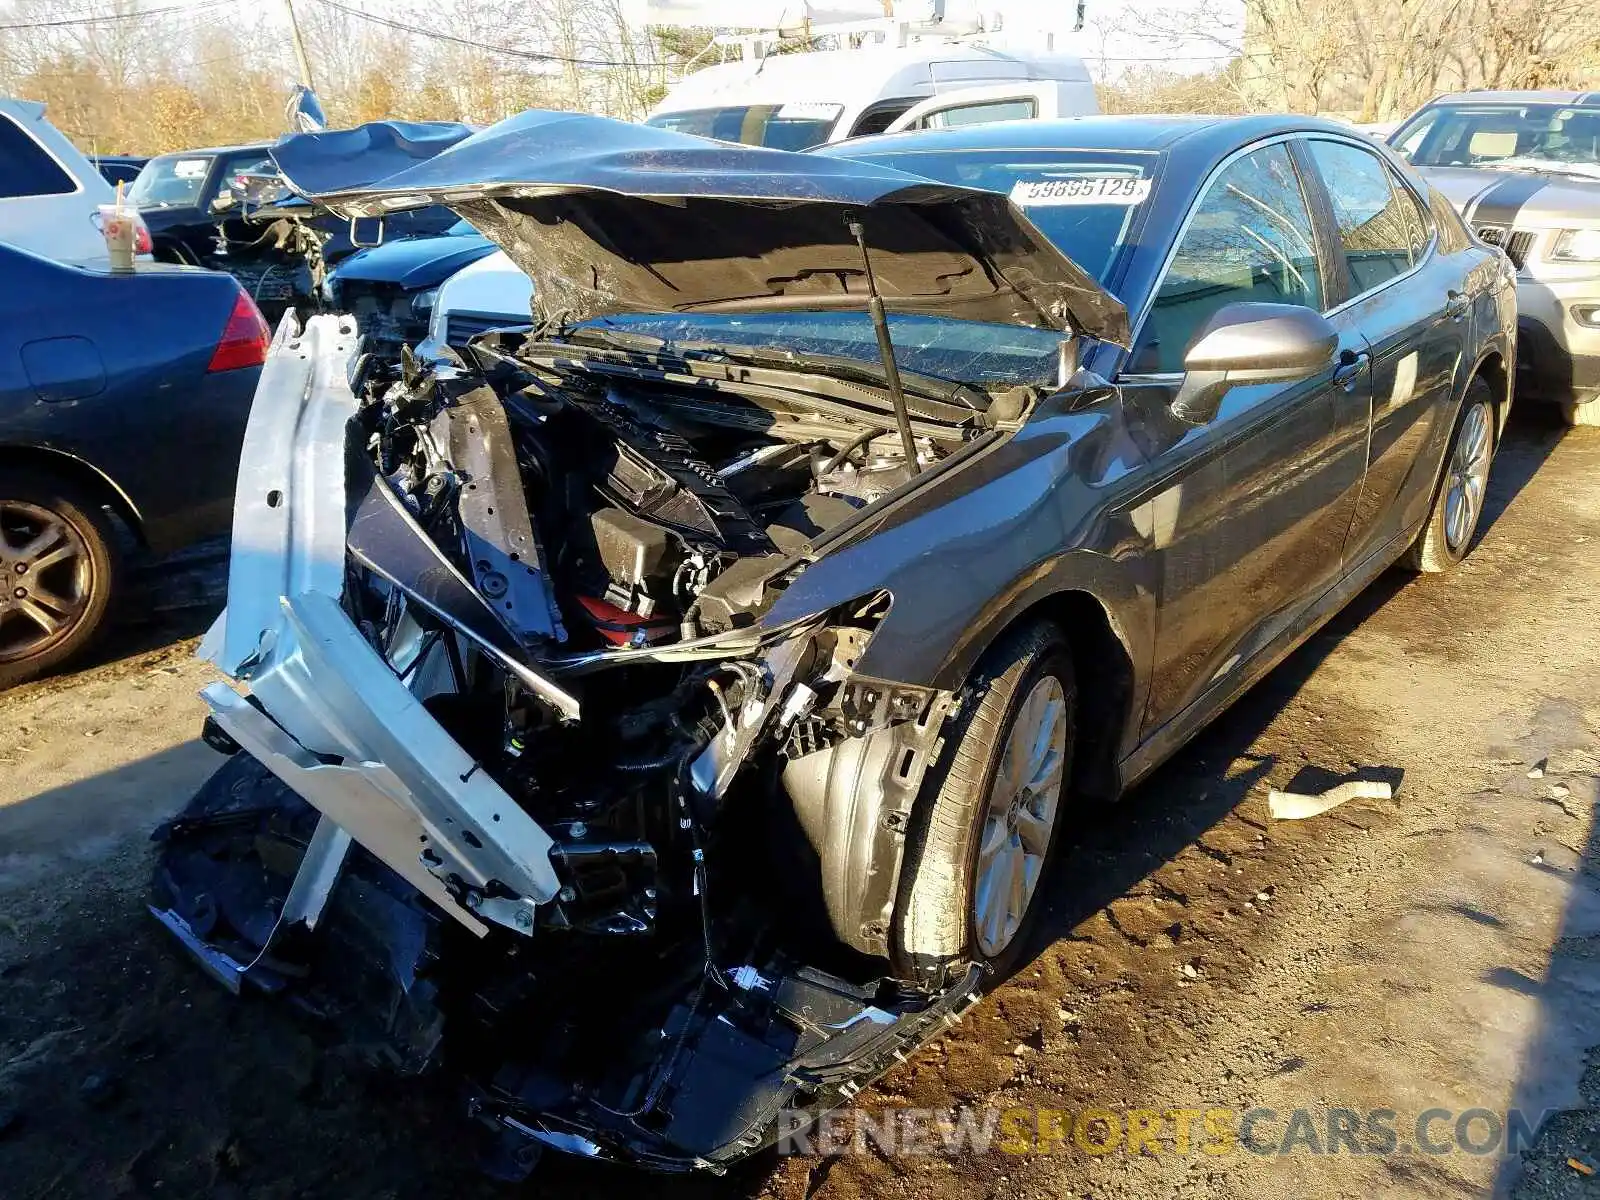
[1267,780,1392,820]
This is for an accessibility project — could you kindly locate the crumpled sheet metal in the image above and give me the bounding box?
[200,313,561,934]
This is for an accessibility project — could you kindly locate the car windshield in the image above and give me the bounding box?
[645,103,845,150]
[823,147,1155,285]
[574,310,1070,390]
[127,154,213,207]
[1395,103,1600,178]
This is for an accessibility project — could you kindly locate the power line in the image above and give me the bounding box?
[0,0,238,31]
[309,0,660,71]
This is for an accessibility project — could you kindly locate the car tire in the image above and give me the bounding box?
[0,470,120,690]
[893,620,1075,984]
[1559,395,1600,428]
[1404,378,1496,574]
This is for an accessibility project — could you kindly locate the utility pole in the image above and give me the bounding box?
[284,0,316,90]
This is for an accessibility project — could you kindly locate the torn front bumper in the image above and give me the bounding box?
[151,312,986,1176]
[153,753,986,1175]
[193,313,562,936]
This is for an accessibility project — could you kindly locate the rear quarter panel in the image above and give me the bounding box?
[0,246,259,551]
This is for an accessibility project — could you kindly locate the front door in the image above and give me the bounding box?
[1129,140,1367,737]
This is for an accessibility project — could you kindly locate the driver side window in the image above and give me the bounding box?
[1132,143,1323,375]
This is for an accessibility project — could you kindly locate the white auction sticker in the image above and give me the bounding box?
[1010,176,1151,206]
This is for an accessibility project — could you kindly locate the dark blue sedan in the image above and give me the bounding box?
[0,243,266,686]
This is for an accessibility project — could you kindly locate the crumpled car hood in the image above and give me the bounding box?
[268,109,1129,345]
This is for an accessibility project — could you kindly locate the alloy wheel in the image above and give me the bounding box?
[0,500,94,664]
[973,674,1068,957]
[1444,401,1492,554]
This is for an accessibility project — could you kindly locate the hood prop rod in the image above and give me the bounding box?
[847,217,920,476]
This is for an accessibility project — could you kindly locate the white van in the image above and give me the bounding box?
[0,98,144,266]
[645,42,1097,148]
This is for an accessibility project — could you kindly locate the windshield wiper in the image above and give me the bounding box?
[561,326,984,410]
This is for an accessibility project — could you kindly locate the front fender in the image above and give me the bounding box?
[763,398,1154,697]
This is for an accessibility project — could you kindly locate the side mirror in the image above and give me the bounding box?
[1171,302,1338,425]
[210,192,237,213]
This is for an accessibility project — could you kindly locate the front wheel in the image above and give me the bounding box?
[1405,378,1495,574]
[0,471,120,689]
[893,621,1075,982]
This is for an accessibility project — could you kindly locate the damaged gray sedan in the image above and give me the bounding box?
[152,111,1511,1176]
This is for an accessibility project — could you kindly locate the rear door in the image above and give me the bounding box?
[1300,136,1467,561]
[1128,139,1367,737]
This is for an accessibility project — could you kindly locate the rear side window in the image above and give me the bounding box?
[914,97,1039,130]
[1307,140,1418,295]
[1388,168,1432,261]
[0,115,76,199]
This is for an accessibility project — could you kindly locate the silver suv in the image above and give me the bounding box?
[0,98,125,266]
[1392,90,1600,425]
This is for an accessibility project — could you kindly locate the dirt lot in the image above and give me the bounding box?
[2,408,1599,1200]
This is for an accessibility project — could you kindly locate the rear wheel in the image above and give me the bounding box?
[0,471,120,689]
[893,621,1075,982]
[1405,378,1495,574]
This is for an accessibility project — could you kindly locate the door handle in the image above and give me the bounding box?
[1445,288,1469,321]
[1333,351,1369,390]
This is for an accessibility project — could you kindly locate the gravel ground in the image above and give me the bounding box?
[1,407,1598,1200]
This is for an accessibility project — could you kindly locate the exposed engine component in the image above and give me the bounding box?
[355,336,945,656]
[814,453,915,507]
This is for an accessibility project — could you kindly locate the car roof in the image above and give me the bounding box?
[1425,90,1600,107]
[823,113,1363,158]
